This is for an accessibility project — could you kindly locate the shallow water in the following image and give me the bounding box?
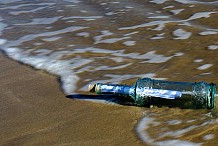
[0,0,218,145]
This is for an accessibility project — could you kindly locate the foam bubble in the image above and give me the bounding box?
[173,29,192,40]
[199,30,217,36]
[208,45,218,50]
[76,32,90,37]
[170,9,184,15]
[197,64,213,70]
[194,59,203,63]
[202,134,215,140]
[122,41,136,46]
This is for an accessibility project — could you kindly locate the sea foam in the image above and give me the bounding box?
[0,46,91,94]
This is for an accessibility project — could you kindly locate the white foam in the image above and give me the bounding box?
[170,9,184,15]
[124,31,139,36]
[148,16,170,19]
[172,29,192,40]
[125,6,134,9]
[155,140,201,146]
[175,0,218,5]
[118,11,215,31]
[186,12,217,21]
[0,47,94,94]
[94,37,130,44]
[136,116,202,146]
[72,47,181,64]
[9,4,55,15]
[197,64,213,70]
[33,49,52,56]
[63,0,80,3]
[91,63,132,72]
[42,36,62,42]
[14,17,62,25]
[76,32,90,37]
[0,0,21,4]
[150,33,165,40]
[194,59,203,63]
[163,6,175,9]
[199,30,217,36]
[134,51,173,63]
[122,41,136,46]
[202,134,215,140]
[57,10,64,12]
[80,10,87,13]
[174,52,184,56]
[0,17,7,36]
[6,26,87,47]
[105,12,116,16]
[167,120,182,125]
[93,30,113,44]
[150,0,168,4]
[208,45,218,50]
[119,20,170,31]
[33,42,43,46]
[0,3,55,10]
[0,39,7,45]
[174,0,194,4]
[62,16,103,20]
[110,1,120,4]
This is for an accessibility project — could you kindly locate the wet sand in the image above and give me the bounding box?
[0,53,144,146]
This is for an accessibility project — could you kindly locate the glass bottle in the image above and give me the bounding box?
[88,78,216,109]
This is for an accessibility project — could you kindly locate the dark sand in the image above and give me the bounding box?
[0,53,144,146]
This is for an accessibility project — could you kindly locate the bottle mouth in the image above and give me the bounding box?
[207,83,216,109]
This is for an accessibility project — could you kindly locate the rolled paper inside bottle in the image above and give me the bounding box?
[91,83,182,99]
[139,88,182,99]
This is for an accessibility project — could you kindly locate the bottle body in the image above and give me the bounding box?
[90,78,216,109]
[131,78,216,109]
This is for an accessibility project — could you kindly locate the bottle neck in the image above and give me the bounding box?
[95,83,131,97]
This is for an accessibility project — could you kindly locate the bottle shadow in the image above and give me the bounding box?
[66,94,135,106]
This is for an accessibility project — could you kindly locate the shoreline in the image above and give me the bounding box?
[0,52,144,146]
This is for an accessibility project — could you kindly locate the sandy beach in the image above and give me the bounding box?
[1,0,218,145]
[0,53,144,146]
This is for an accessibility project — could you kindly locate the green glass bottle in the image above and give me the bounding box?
[88,78,216,109]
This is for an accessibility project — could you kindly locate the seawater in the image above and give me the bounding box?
[0,0,218,145]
